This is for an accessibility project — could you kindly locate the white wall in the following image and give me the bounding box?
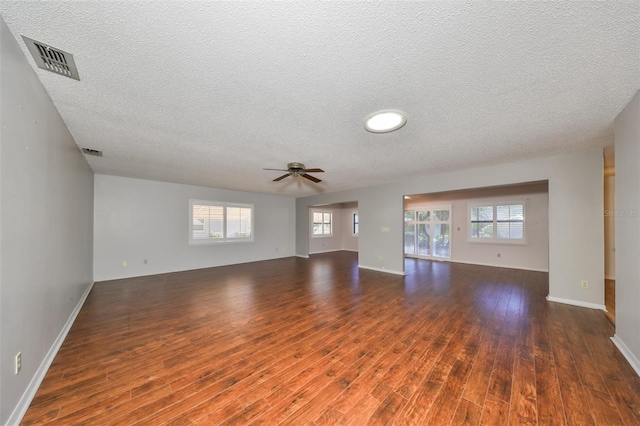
[604,174,615,279]
[405,183,549,272]
[296,148,604,307]
[0,17,94,425]
[342,208,359,251]
[93,174,295,281]
[613,90,640,375]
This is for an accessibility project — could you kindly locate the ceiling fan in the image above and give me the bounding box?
[263,162,324,183]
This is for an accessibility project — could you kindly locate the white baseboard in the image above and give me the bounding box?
[358,264,406,276]
[308,249,343,255]
[7,281,94,426]
[545,295,605,311]
[448,259,549,273]
[611,334,640,377]
[300,250,357,257]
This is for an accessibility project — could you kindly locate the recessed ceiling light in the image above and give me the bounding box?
[364,110,407,133]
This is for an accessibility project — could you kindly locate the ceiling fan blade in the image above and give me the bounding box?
[302,173,322,183]
[273,173,293,182]
[302,168,324,173]
[263,168,289,171]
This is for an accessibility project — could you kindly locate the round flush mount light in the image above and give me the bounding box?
[364,110,407,133]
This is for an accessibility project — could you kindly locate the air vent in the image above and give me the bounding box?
[81,148,102,157]
[21,36,80,80]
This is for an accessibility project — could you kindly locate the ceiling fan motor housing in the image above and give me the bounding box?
[265,162,323,182]
[287,162,305,172]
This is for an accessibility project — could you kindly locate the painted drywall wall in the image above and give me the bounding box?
[0,17,94,425]
[614,89,640,373]
[93,174,295,281]
[604,174,615,279]
[343,208,359,251]
[296,148,604,306]
[405,183,549,272]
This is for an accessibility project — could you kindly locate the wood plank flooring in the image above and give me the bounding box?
[22,252,640,425]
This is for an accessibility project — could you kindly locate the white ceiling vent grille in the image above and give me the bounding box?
[81,148,102,157]
[21,36,80,80]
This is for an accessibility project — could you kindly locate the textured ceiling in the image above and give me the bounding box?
[1,2,638,197]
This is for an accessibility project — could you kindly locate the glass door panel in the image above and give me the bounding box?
[404,205,451,260]
[417,224,431,256]
[433,223,450,258]
[433,210,450,221]
[417,211,430,221]
[404,223,415,255]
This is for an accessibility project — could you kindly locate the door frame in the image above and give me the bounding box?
[404,204,452,261]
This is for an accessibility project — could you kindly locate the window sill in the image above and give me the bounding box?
[467,238,527,245]
[190,238,254,246]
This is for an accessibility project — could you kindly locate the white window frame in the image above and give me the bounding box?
[468,201,526,244]
[189,199,254,245]
[312,210,333,237]
[353,212,359,236]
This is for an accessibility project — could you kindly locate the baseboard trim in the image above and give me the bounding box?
[546,295,605,311]
[342,249,358,253]
[7,281,94,426]
[611,334,640,377]
[295,254,309,259]
[308,249,343,255]
[358,264,406,276]
[448,259,549,273]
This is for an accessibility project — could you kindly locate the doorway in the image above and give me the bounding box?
[604,146,615,324]
[307,201,359,255]
[403,182,549,272]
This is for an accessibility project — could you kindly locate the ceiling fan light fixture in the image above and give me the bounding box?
[364,110,406,133]
[264,162,324,183]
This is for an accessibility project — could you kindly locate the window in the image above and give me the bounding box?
[192,218,205,231]
[497,204,524,239]
[353,212,359,235]
[470,206,494,239]
[190,199,253,244]
[469,202,524,242]
[312,211,332,236]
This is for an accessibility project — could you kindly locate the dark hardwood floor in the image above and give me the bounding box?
[22,252,640,425]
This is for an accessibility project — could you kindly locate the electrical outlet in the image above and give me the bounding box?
[15,352,21,374]
[143,259,148,264]
[581,280,589,288]
[122,260,127,267]
[497,253,501,258]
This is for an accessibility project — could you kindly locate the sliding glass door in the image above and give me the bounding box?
[404,206,451,260]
